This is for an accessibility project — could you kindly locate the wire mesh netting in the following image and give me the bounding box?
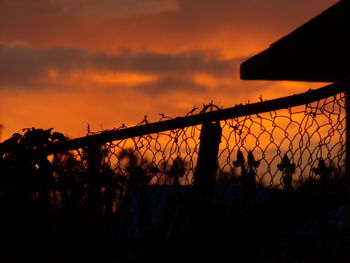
[1,83,349,262]
[42,91,346,215]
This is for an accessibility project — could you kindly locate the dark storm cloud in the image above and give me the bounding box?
[0,45,241,89]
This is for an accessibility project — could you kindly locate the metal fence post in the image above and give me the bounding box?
[86,143,100,214]
[193,121,222,196]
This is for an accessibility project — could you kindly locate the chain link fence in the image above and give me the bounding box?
[1,80,349,262]
[41,83,347,212]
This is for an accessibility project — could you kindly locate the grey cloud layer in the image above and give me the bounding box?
[135,76,207,95]
[0,0,337,50]
[0,0,177,17]
[0,45,242,89]
[0,45,86,87]
[93,51,238,76]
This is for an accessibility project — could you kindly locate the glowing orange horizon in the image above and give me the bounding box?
[0,0,338,141]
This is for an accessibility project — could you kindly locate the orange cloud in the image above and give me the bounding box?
[0,0,338,55]
[70,71,158,86]
[0,0,338,140]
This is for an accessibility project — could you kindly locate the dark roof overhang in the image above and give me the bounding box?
[240,0,350,82]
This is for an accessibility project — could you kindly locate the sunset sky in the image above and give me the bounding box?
[0,0,339,140]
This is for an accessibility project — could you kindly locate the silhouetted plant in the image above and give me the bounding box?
[277,154,296,192]
[302,158,334,193]
[233,150,260,199]
[313,158,332,189]
[117,148,157,189]
[0,128,67,210]
[114,148,162,236]
[167,157,186,186]
[52,152,84,213]
[216,166,240,186]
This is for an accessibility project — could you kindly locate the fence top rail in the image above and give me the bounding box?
[22,78,350,154]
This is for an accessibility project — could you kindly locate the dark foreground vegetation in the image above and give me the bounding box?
[0,127,348,262]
